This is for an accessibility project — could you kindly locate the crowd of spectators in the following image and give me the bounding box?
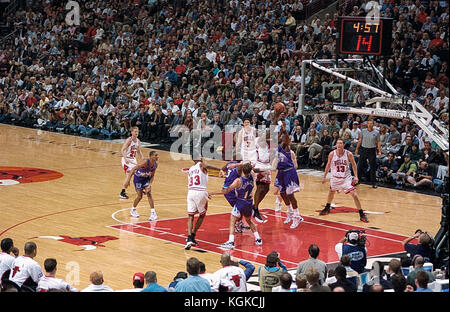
[0,0,448,192]
[1,237,447,293]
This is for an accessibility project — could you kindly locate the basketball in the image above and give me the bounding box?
[274,102,285,115]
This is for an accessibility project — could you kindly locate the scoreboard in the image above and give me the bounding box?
[337,17,393,56]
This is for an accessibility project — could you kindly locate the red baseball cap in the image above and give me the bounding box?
[133,272,144,283]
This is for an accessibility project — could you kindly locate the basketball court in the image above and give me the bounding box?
[0,123,443,290]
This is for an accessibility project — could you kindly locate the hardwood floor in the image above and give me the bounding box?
[0,124,442,291]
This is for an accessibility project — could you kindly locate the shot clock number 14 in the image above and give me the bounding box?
[337,17,393,56]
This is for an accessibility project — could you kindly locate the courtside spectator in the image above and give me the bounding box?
[81,270,114,292]
[296,244,327,285]
[9,241,43,291]
[117,272,145,292]
[258,251,288,292]
[175,257,211,292]
[37,258,79,292]
[141,271,167,293]
[0,238,15,287]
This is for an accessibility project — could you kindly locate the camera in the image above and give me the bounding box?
[415,229,435,249]
[346,229,367,248]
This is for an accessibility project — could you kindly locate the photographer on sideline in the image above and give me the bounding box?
[258,251,288,292]
[402,230,433,262]
[335,231,367,274]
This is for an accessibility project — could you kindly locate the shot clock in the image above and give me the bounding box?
[337,17,393,56]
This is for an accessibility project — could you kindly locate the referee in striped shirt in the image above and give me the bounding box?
[355,119,381,188]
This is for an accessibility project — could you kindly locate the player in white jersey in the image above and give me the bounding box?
[9,242,44,290]
[0,238,15,288]
[120,126,143,199]
[319,139,369,223]
[236,119,257,163]
[185,158,221,250]
[211,252,247,292]
[37,258,78,292]
[252,132,273,223]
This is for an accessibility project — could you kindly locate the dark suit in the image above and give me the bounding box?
[133,112,150,138]
[148,111,166,141]
[329,279,357,292]
[163,113,175,140]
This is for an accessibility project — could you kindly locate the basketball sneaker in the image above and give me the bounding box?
[149,211,158,221]
[191,233,198,246]
[120,191,129,199]
[220,241,235,250]
[253,209,265,223]
[283,212,292,224]
[255,238,263,246]
[290,216,304,229]
[275,201,282,212]
[130,208,139,218]
[359,211,369,223]
[319,206,331,215]
[184,236,193,250]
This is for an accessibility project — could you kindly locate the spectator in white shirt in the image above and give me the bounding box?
[100,99,114,117]
[198,261,215,291]
[270,78,284,93]
[433,89,449,111]
[289,69,303,84]
[205,47,217,64]
[211,252,247,292]
[0,238,15,287]
[351,121,361,143]
[9,241,44,290]
[424,79,439,98]
[54,94,71,110]
[37,258,79,292]
[259,103,271,121]
[81,270,114,292]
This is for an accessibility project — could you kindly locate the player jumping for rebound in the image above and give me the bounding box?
[252,132,273,223]
[120,127,143,199]
[272,129,304,229]
[319,139,369,223]
[124,150,159,221]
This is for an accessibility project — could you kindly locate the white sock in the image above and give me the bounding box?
[151,209,156,214]
[229,234,235,242]
[292,207,299,216]
[254,232,261,240]
[131,207,136,210]
[275,196,280,204]
[287,204,293,214]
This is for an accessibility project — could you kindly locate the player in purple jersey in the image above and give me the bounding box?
[211,163,262,250]
[124,151,159,221]
[220,161,252,233]
[272,130,304,229]
[220,161,240,207]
